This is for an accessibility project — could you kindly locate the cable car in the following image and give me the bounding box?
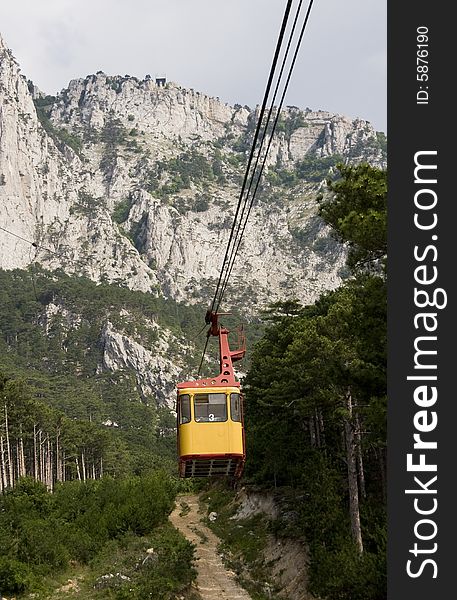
[177,311,246,478]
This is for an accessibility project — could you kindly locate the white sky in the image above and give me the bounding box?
[0,0,386,132]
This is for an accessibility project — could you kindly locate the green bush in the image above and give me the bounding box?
[310,545,385,600]
[113,197,133,223]
[0,557,34,594]
[0,474,179,595]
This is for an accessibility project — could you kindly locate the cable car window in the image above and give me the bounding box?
[194,393,227,422]
[179,395,191,424]
[230,393,241,422]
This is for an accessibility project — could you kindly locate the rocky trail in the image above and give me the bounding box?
[169,494,252,600]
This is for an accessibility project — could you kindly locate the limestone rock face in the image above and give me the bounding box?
[0,35,157,292]
[100,320,184,405]
[51,75,249,144]
[1,35,385,310]
[0,34,386,408]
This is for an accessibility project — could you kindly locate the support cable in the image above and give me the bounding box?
[215,0,307,310]
[215,0,316,312]
[208,0,293,316]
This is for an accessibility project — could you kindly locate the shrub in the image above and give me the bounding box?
[0,557,34,594]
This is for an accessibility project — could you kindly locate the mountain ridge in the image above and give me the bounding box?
[1,34,386,309]
[0,33,386,408]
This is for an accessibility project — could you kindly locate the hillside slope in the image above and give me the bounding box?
[1,33,386,310]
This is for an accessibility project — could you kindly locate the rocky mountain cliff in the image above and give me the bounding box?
[1,34,386,307]
[0,34,386,408]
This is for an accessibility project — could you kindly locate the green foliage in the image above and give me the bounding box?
[118,525,196,599]
[193,193,210,212]
[99,117,133,181]
[33,99,83,155]
[70,191,106,216]
[0,557,35,594]
[112,196,133,224]
[244,276,387,597]
[376,131,387,154]
[55,127,83,154]
[267,153,344,187]
[243,165,387,598]
[319,163,387,271]
[0,475,191,596]
[200,484,275,599]
[271,110,306,138]
[33,94,57,108]
[0,267,216,478]
[310,544,386,600]
[147,148,221,197]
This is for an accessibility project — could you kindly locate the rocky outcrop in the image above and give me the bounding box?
[1,33,385,310]
[0,33,387,412]
[100,320,184,405]
[0,34,157,292]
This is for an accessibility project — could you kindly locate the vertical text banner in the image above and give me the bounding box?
[388,1,455,598]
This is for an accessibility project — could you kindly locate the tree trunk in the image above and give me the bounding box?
[344,389,363,553]
[19,425,26,478]
[355,411,366,500]
[4,405,13,487]
[33,424,38,481]
[81,451,86,482]
[75,456,81,481]
[39,429,44,483]
[56,430,62,483]
[0,435,7,491]
[47,437,53,492]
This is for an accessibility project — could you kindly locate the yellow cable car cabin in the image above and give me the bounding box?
[177,312,246,478]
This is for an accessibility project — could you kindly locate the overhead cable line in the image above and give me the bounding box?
[215,0,316,312]
[0,224,60,256]
[197,0,294,377]
[208,0,293,318]
[215,0,309,311]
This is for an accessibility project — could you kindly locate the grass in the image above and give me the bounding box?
[179,501,191,517]
[18,524,197,600]
[191,527,209,544]
[199,484,281,600]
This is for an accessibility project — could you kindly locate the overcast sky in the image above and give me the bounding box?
[0,0,386,132]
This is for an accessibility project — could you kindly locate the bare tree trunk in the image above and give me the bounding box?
[75,456,81,481]
[354,411,366,500]
[56,430,62,483]
[376,446,387,503]
[33,424,38,480]
[46,437,53,492]
[100,456,103,479]
[62,452,66,482]
[314,409,321,448]
[344,389,363,553]
[81,451,86,482]
[19,425,26,478]
[0,435,7,491]
[4,405,13,488]
[39,430,45,484]
[16,441,20,481]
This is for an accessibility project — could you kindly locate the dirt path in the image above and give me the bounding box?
[169,494,252,600]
